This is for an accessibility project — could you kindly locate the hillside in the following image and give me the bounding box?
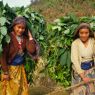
[30,0,95,22]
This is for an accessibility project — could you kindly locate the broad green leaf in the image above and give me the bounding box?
[0,34,3,40]
[59,48,66,56]
[0,17,7,26]
[60,50,68,66]
[67,50,71,68]
[0,1,3,8]
[5,34,10,43]
[31,13,35,18]
[24,13,29,18]
[0,44,2,54]
[39,35,44,40]
[66,39,72,46]
[64,29,70,35]
[90,22,95,29]
[3,9,6,14]
[0,26,7,36]
[52,26,61,31]
[80,16,91,23]
[70,24,78,34]
[0,34,4,43]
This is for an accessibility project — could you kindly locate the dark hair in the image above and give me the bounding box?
[11,16,28,37]
[74,23,94,40]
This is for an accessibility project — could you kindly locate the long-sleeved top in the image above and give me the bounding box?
[0,32,36,72]
[71,38,95,74]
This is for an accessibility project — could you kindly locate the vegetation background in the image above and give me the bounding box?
[0,1,95,94]
[31,0,95,22]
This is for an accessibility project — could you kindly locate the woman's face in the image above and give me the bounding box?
[79,28,90,42]
[13,23,26,36]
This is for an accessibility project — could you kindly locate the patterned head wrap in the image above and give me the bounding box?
[12,16,27,28]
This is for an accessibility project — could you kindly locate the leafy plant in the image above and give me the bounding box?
[0,1,16,55]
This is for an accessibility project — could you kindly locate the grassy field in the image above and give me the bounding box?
[30,0,95,22]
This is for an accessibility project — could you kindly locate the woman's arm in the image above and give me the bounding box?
[26,39,36,54]
[71,41,84,75]
[0,44,9,72]
[26,31,36,55]
[0,44,11,80]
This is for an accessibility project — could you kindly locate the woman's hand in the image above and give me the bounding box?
[2,74,10,81]
[82,77,91,83]
[28,30,33,40]
[80,72,91,83]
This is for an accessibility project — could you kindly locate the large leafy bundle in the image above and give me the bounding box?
[46,14,95,87]
[0,2,16,55]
